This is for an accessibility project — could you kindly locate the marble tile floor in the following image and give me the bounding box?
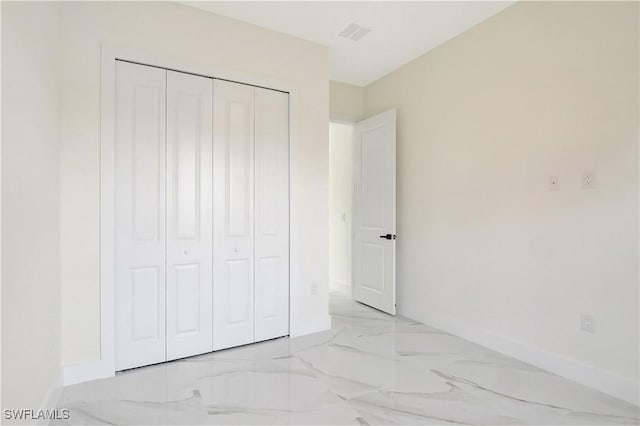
[55,291,639,425]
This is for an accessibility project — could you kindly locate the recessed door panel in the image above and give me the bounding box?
[166,70,213,361]
[175,93,199,239]
[256,257,280,318]
[254,88,289,342]
[213,79,255,350]
[131,267,161,341]
[360,126,386,229]
[132,86,162,241]
[226,259,251,324]
[173,264,200,333]
[360,244,385,292]
[115,61,167,371]
[228,102,251,237]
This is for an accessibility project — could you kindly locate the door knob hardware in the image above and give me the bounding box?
[184,249,190,255]
[379,234,397,240]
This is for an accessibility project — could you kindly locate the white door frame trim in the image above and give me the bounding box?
[83,43,298,383]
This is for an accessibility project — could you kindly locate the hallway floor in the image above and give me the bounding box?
[56,292,639,425]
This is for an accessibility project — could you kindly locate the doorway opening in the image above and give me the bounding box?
[329,121,354,298]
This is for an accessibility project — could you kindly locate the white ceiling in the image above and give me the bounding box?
[182,1,514,86]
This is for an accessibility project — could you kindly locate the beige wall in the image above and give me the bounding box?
[330,81,365,122]
[329,123,353,292]
[364,0,639,401]
[59,1,329,365]
[1,1,62,411]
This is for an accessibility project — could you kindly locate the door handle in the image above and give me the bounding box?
[379,234,397,240]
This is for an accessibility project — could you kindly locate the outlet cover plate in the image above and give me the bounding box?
[582,171,596,189]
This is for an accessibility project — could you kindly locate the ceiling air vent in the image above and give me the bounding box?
[338,23,371,42]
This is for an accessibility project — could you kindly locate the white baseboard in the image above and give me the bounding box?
[330,280,352,293]
[37,369,63,424]
[400,305,639,407]
[63,359,114,386]
[290,315,332,338]
[62,314,333,387]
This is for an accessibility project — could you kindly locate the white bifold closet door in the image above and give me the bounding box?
[115,62,214,370]
[254,88,290,342]
[213,80,290,350]
[165,70,214,361]
[115,61,288,370]
[212,80,255,350]
[115,61,168,371]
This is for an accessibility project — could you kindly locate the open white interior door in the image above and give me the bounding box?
[353,109,396,315]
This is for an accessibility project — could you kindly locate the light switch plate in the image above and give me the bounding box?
[581,313,595,333]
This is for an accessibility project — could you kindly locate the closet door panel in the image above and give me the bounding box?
[115,61,167,371]
[213,80,255,350]
[166,71,214,360]
[254,88,290,342]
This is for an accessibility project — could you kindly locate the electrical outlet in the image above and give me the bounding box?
[310,282,319,295]
[582,171,596,189]
[548,176,560,191]
[581,313,595,333]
